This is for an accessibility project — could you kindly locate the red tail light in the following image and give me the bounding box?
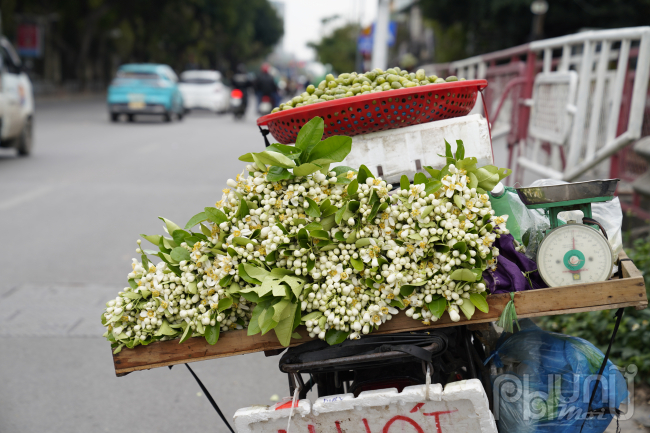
[231,89,243,99]
[261,96,271,102]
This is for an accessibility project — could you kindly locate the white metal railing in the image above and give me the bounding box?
[446,27,650,182]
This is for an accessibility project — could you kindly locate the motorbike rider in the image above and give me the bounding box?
[254,63,280,108]
[231,64,252,107]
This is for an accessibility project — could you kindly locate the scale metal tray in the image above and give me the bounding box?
[516,179,619,207]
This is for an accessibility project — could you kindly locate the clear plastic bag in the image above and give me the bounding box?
[489,321,628,433]
[527,179,623,258]
[489,186,551,260]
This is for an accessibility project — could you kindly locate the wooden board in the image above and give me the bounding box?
[113,251,646,376]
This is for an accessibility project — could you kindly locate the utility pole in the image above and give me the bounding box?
[371,0,390,71]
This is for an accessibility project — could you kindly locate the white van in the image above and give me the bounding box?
[0,37,34,156]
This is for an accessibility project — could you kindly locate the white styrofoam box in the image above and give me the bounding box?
[338,114,493,184]
[233,379,496,433]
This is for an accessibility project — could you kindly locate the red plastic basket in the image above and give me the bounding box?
[257,79,487,144]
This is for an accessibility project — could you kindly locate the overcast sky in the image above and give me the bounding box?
[277,0,378,61]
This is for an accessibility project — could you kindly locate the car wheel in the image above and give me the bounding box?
[163,112,172,123]
[110,113,120,122]
[177,112,184,121]
[127,114,135,122]
[17,118,34,157]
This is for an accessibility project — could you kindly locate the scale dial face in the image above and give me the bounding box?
[537,223,614,287]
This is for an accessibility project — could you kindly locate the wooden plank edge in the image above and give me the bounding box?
[113,274,647,376]
[619,250,644,279]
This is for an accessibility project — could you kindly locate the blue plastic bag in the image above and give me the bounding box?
[489,323,628,433]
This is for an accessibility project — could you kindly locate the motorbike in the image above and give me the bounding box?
[230,88,247,119]
[257,95,273,116]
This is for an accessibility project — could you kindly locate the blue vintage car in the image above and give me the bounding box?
[107,64,184,122]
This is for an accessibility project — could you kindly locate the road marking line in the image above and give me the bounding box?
[0,185,55,210]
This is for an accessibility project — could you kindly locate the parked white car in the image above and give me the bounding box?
[0,37,34,156]
[179,70,229,113]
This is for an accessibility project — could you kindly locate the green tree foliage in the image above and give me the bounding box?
[4,0,283,86]
[420,0,650,59]
[308,23,359,75]
[538,236,650,385]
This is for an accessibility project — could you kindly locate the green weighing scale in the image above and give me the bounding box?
[515,179,619,288]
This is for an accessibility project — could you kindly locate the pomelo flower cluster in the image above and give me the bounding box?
[102,117,511,353]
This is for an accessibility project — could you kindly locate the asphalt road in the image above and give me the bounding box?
[0,99,295,432]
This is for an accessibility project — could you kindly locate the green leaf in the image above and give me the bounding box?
[187,281,198,294]
[242,263,270,282]
[140,253,149,270]
[293,163,322,177]
[271,268,295,277]
[170,247,190,262]
[309,230,330,240]
[141,234,162,247]
[159,217,181,236]
[295,116,324,157]
[238,264,262,285]
[321,214,336,231]
[267,166,294,182]
[282,275,306,298]
[428,298,447,319]
[248,302,269,335]
[252,153,267,172]
[457,157,478,172]
[172,229,191,246]
[238,153,254,162]
[444,139,453,159]
[259,310,279,335]
[319,199,337,218]
[414,172,427,185]
[453,241,467,253]
[347,178,359,195]
[455,140,465,160]
[241,291,261,303]
[256,150,296,169]
[304,197,321,218]
[425,180,442,195]
[292,332,302,339]
[236,198,249,220]
[332,166,357,176]
[233,237,254,246]
[350,257,364,271]
[453,194,464,209]
[218,297,233,312]
[154,319,179,337]
[274,304,298,347]
[450,268,479,282]
[272,299,292,322]
[304,222,323,231]
[459,300,475,320]
[307,135,353,165]
[357,165,374,184]
[301,311,323,322]
[266,143,303,160]
[400,175,410,190]
[468,172,478,189]
[179,322,193,344]
[325,329,350,345]
[205,207,228,224]
[423,166,441,180]
[335,203,347,225]
[205,322,220,345]
[469,293,489,313]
